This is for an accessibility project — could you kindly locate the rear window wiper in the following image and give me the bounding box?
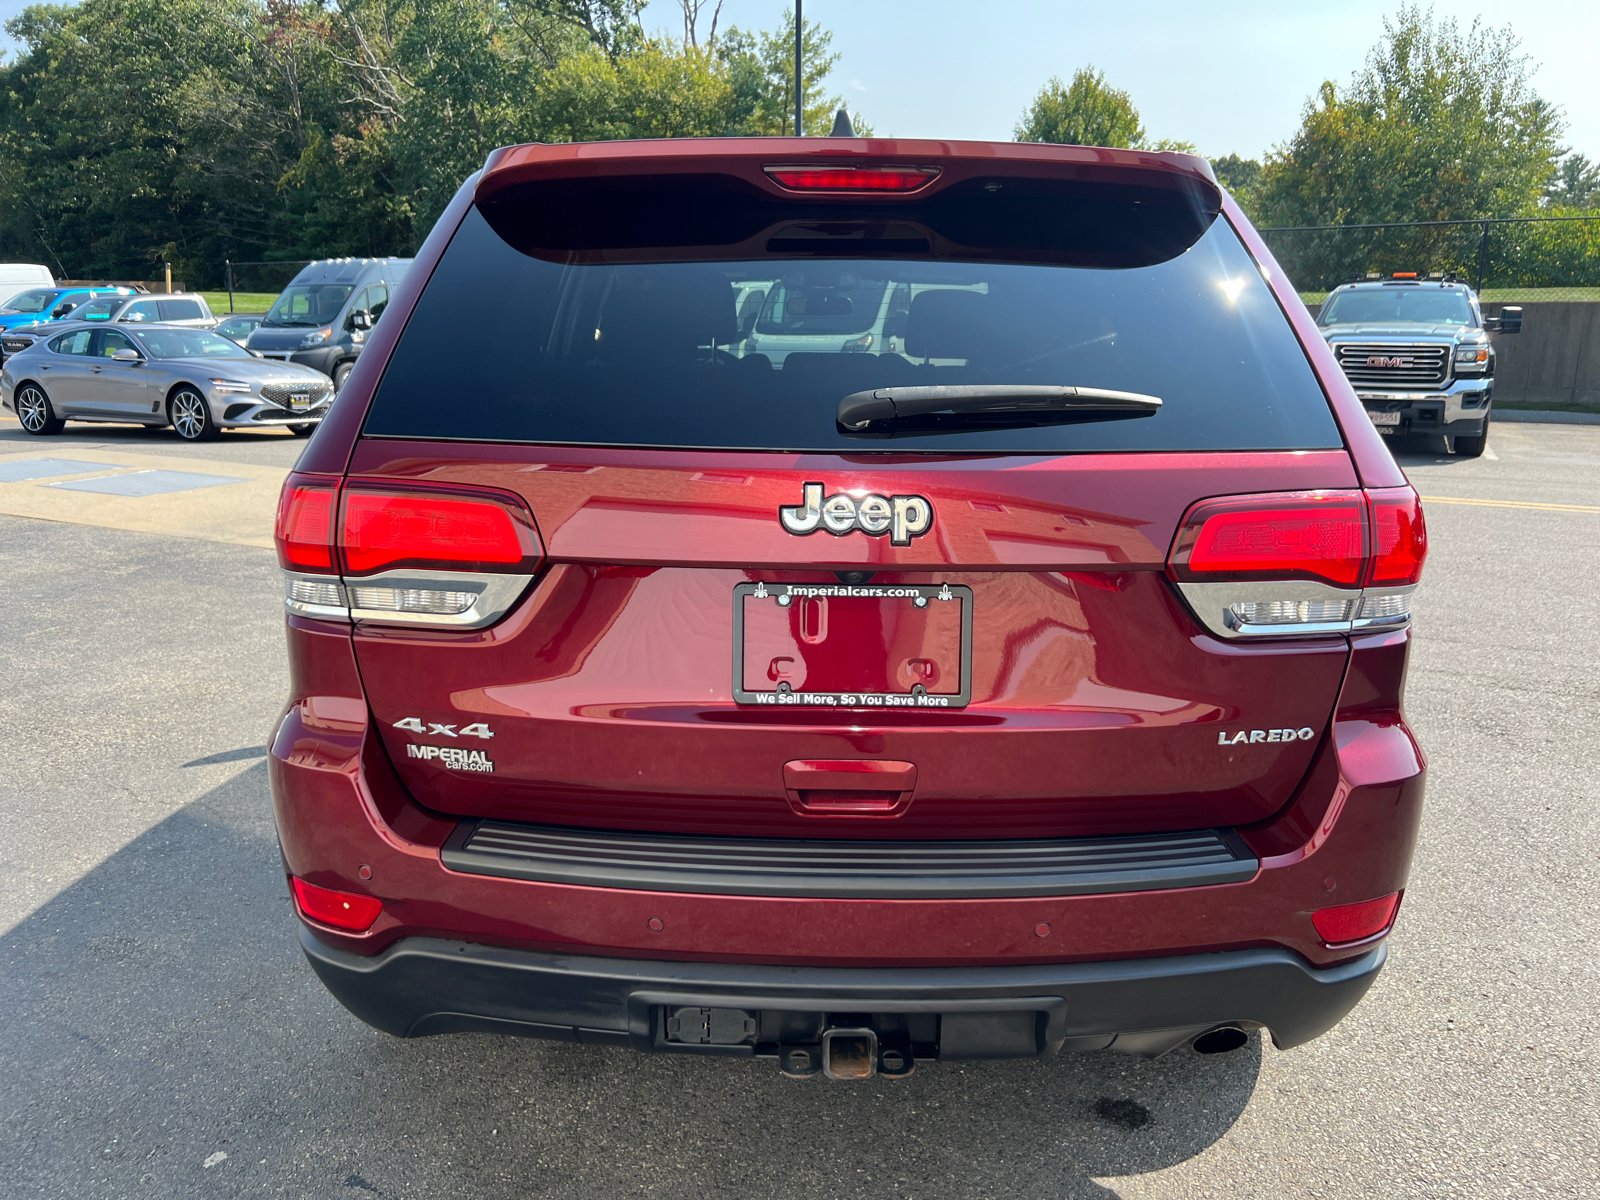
[837,385,1161,431]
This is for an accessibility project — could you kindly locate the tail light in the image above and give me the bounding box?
[290,876,383,933]
[273,473,544,628]
[763,164,940,192]
[275,474,349,620]
[1366,488,1427,585]
[1312,892,1401,946]
[1168,488,1426,639]
[275,479,337,572]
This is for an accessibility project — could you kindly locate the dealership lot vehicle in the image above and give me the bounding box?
[214,313,266,345]
[271,138,1428,1078]
[2,322,334,440]
[0,262,55,309]
[1316,274,1519,458]
[246,257,410,390]
[0,284,134,337]
[72,291,217,328]
[1,292,218,360]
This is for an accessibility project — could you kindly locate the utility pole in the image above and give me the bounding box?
[794,0,803,136]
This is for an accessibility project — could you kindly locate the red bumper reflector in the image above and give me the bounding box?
[291,876,383,932]
[274,477,338,572]
[1312,892,1400,945]
[763,164,940,192]
[1366,488,1428,586]
[339,486,542,576]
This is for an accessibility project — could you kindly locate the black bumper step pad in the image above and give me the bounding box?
[440,819,1257,899]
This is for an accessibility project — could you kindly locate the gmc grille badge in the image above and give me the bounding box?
[779,482,934,546]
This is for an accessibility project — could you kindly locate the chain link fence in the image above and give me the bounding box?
[1257,215,1600,304]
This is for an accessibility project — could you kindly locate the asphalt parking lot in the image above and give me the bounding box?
[1,416,1596,1199]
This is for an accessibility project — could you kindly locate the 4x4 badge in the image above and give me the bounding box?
[393,716,493,740]
[779,482,933,546]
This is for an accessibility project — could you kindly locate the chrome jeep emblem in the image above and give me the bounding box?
[779,482,933,546]
[1365,356,1413,368]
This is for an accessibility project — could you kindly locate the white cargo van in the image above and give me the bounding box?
[0,265,55,310]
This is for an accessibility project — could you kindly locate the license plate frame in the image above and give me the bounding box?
[732,581,973,710]
[1367,409,1401,426]
[288,392,311,412]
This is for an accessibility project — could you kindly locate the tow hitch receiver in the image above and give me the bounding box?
[651,1001,1053,1074]
[821,1028,877,1079]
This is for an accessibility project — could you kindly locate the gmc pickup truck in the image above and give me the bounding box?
[1315,275,1521,458]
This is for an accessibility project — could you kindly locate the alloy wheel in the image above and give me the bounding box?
[17,385,55,434]
[170,390,210,440]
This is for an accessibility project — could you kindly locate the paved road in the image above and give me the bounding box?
[0,421,1595,1198]
[0,415,310,467]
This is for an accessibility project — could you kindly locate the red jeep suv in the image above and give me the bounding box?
[270,138,1426,1079]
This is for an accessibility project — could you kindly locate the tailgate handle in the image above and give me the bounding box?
[782,759,917,817]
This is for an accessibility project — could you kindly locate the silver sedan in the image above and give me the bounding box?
[1,322,336,441]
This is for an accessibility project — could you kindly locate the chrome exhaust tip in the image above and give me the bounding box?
[1192,1026,1249,1055]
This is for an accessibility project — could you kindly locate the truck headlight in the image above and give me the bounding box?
[1454,345,1488,365]
[299,327,332,348]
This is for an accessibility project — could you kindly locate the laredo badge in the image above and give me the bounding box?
[1218,727,1316,745]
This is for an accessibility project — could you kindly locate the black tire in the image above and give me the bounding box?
[15,382,65,435]
[289,423,315,438]
[332,361,354,392]
[168,386,219,441]
[1452,416,1489,458]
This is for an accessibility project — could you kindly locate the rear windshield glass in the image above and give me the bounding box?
[1320,288,1474,327]
[364,207,1340,453]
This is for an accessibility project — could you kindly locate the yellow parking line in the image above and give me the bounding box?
[1419,495,1600,514]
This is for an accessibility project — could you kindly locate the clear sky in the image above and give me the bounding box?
[2,0,1594,161]
[643,0,1600,161]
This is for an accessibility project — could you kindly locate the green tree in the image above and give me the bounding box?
[0,0,868,279]
[0,0,354,281]
[1545,153,1600,209]
[1013,67,1190,151]
[1211,153,1262,210]
[279,124,414,259]
[1255,5,1563,287]
[535,40,741,141]
[1015,68,1144,148]
[717,11,860,137]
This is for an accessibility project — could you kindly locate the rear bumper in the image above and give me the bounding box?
[270,620,1425,1057]
[300,925,1386,1059]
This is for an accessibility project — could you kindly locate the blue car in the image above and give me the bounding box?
[0,286,134,332]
